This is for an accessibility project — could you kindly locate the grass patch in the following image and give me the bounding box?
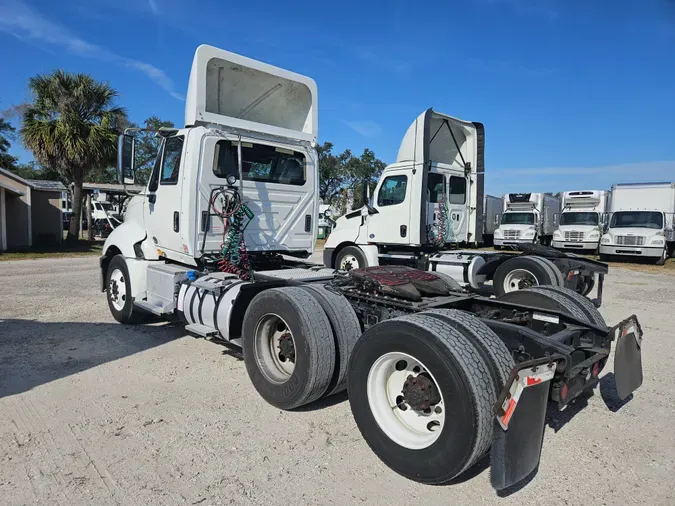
[0,241,103,261]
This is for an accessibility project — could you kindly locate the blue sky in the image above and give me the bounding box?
[1,0,674,196]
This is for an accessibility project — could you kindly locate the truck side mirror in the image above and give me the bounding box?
[117,134,136,185]
[553,213,558,226]
[493,214,499,225]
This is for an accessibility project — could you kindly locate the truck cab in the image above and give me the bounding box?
[494,193,560,247]
[324,109,484,269]
[553,190,608,252]
[101,45,319,308]
[599,182,675,263]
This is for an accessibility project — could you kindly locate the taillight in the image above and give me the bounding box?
[592,361,600,378]
[560,383,569,401]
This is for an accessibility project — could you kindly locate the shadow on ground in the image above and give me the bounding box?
[0,319,185,398]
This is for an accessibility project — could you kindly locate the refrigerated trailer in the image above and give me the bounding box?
[99,45,644,492]
[600,182,675,264]
[553,190,610,253]
[494,193,561,248]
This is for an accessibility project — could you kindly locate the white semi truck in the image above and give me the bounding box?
[324,116,604,298]
[600,182,675,264]
[494,193,561,248]
[100,45,643,492]
[553,190,610,253]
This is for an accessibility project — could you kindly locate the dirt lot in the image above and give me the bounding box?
[1,256,674,505]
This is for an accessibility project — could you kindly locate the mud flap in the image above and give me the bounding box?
[490,361,556,491]
[613,317,643,400]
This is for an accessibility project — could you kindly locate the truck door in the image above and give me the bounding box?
[145,134,187,255]
[446,173,468,242]
[367,168,412,245]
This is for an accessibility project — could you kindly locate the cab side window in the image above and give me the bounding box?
[377,175,408,206]
[160,136,184,185]
[449,176,466,205]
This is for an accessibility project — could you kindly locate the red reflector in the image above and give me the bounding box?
[592,362,600,377]
[561,383,568,400]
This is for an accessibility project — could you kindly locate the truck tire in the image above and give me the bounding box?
[429,271,464,293]
[498,286,588,322]
[242,287,336,409]
[524,285,606,327]
[335,245,368,271]
[348,314,494,484]
[420,309,515,397]
[300,284,362,396]
[529,256,565,287]
[106,254,148,324]
[492,256,561,297]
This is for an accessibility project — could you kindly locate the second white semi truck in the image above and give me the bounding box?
[494,193,561,248]
[600,182,675,264]
[553,190,610,253]
[324,111,607,299]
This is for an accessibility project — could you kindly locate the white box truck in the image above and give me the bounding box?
[553,190,610,253]
[483,194,503,245]
[494,193,561,248]
[600,182,675,264]
[99,45,643,492]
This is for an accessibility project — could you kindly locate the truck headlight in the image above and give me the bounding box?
[650,238,665,245]
[588,231,600,239]
[495,229,503,238]
[523,229,535,238]
[553,230,561,239]
[601,235,611,244]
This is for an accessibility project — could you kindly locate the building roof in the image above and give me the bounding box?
[0,167,30,186]
[26,179,67,191]
[0,180,26,196]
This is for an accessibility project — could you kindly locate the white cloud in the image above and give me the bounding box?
[0,0,183,100]
[148,0,159,15]
[343,120,383,138]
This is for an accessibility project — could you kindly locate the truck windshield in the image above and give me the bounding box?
[560,212,598,226]
[501,212,534,225]
[610,211,663,229]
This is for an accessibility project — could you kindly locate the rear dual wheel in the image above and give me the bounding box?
[242,285,361,409]
[492,255,564,297]
[348,312,513,483]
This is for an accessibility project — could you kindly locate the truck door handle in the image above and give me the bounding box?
[400,225,407,237]
[173,211,179,232]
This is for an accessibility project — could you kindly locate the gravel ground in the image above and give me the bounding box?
[1,256,674,506]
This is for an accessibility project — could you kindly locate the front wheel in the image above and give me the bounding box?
[335,245,368,271]
[106,255,146,324]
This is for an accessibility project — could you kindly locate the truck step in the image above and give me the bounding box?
[185,323,219,338]
[134,299,175,315]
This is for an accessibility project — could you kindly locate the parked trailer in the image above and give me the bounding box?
[482,194,503,245]
[494,192,561,248]
[100,45,643,492]
[600,182,675,264]
[553,190,610,253]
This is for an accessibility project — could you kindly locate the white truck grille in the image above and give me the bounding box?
[616,235,645,246]
[503,230,521,239]
[564,231,584,241]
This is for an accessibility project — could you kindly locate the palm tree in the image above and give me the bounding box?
[21,70,127,242]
